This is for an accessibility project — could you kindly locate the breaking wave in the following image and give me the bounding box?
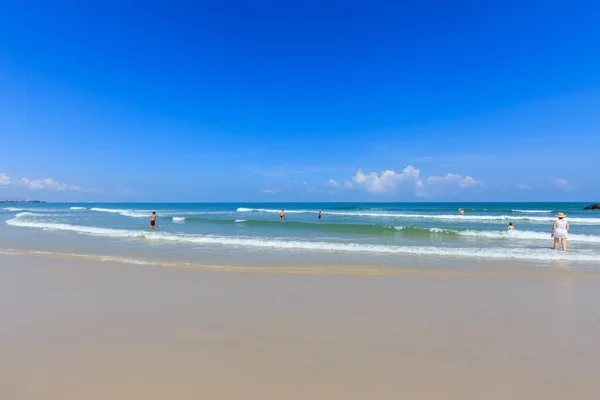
[236,208,600,224]
[5,216,600,262]
[3,207,24,211]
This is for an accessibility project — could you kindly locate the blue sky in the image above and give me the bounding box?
[1,0,599,202]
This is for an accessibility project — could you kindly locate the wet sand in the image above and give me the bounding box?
[1,254,600,399]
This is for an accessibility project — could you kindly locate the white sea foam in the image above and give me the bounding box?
[69,207,87,210]
[429,227,451,233]
[161,211,232,217]
[394,226,451,233]
[456,229,600,243]
[120,210,150,218]
[3,207,24,211]
[90,207,149,218]
[512,209,553,213]
[6,217,600,262]
[7,218,145,238]
[91,207,129,214]
[14,212,44,218]
[235,219,247,223]
[91,208,232,218]
[173,217,186,222]
[236,207,600,224]
[393,225,600,243]
[237,207,308,214]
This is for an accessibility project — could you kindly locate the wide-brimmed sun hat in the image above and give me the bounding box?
[556,212,566,218]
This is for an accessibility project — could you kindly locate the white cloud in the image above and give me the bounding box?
[427,174,482,188]
[518,178,572,191]
[517,183,547,190]
[0,173,99,192]
[552,178,569,188]
[339,166,482,196]
[260,189,281,194]
[0,173,10,187]
[352,166,423,194]
[21,178,70,191]
[459,176,481,188]
[424,173,482,196]
[327,179,340,187]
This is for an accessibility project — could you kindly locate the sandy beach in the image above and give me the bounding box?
[1,254,600,399]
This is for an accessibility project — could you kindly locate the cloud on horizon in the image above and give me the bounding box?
[327,179,340,187]
[552,177,573,190]
[0,173,100,193]
[517,177,574,191]
[352,166,424,194]
[0,173,11,187]
[260,189,281,194]
[329,166,482,196]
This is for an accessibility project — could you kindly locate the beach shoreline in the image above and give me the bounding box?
[3,202,600,269]
[2,253,600,399]
[2,248,600,278]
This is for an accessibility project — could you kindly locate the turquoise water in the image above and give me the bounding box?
[2,202,600,270]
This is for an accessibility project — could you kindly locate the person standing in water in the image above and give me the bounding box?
[459,209,465,215]
[508,222,515,230]
[150,212,157,228]
[280,209,285,220]
[318,211,322,219]
[551,212,569,251]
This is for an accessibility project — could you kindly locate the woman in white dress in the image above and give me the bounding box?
[551,212,569,252]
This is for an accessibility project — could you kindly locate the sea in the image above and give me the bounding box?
[2,202,600,272]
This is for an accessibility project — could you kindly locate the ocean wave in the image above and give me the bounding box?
[120,210,150,218]
[7,218,146,238]
[10,211,600,242]
[159,214,600,239]
[394,226,450,235]
[91,207,232,218]
[91,207,149,218]
[237,207,300,213]
[236,207,600,224]
[394,226,600,243]
[14,212,46,219]
[69,207,87,210]
[456,229,600,243]
[6,217,600,261]
[3,207,24,211]
[91,207,129,214]
[159,211,232,217]
[512,209,553,213]
[399,227,600,243]
[186,219,404,235]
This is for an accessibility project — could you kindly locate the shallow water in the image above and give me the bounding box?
[2,202,599,271]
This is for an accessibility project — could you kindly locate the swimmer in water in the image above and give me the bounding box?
[150,212,156,228]
[508,222,515,230]
[280,209,285,220]
[459,209,465,215]
[318,211,322,219]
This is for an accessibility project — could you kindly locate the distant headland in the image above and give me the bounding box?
[1,200,45,204]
